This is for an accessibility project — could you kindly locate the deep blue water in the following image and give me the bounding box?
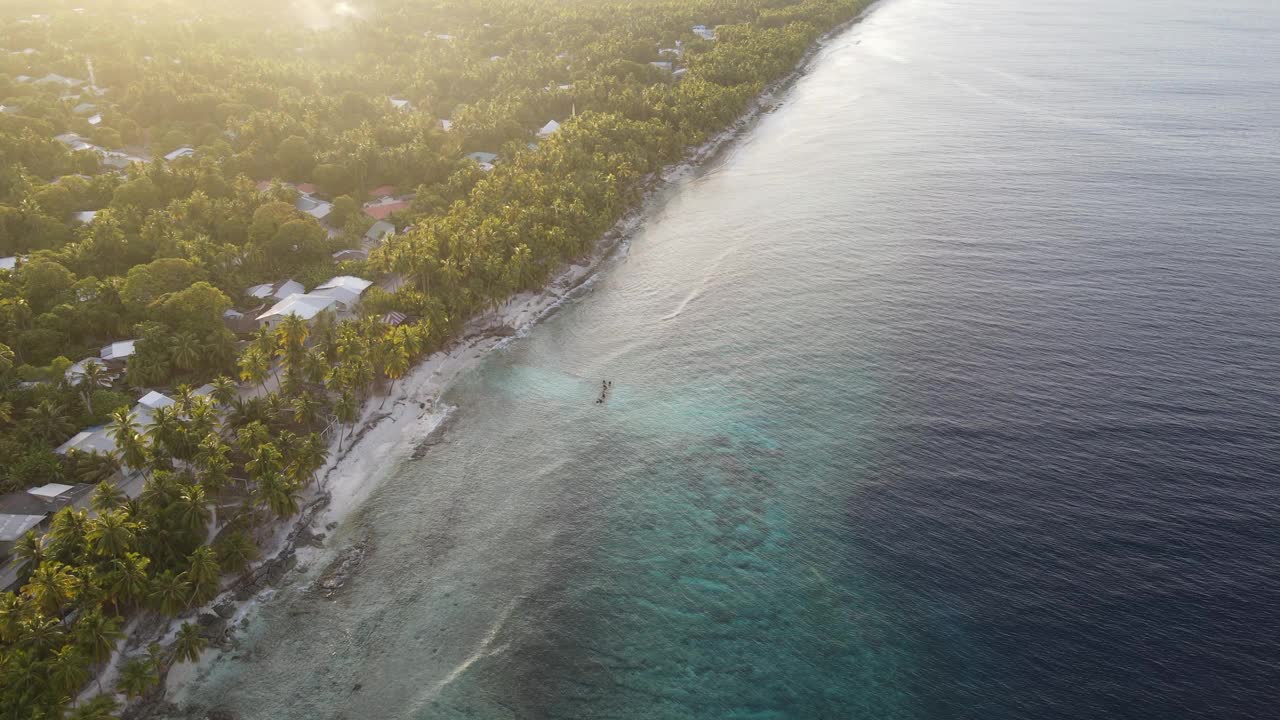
[173,0,1280,717]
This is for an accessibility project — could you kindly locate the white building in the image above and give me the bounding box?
[364,220,395,245]
[0,257,17,271]
[313,275,373,309]
[246,278,305,303]
[100,339,137,366]
[163,146,196,161]
[256,293,339,330]
[537,119,561,138]
[295,194,333,222]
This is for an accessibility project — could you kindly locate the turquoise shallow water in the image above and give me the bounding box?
[173,0,1280,717]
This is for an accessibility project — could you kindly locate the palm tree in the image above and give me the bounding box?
[12,530,45,578]
[20,612,66,654]
[90,482,127,513]
[209,375,238,406]
[77,360,110,414]
[48,645,90,698]
[23,561,79,616]
[73,609,124,664]
[333,389,357,450]
[275,313,310,363]
[173,622,208,665]
[193,434,232,493]
[140,470,181,509]
[253,472,301,520]
[0,591,25,642]
[107,553,151,612]
[172,384,197,415]
[187,399,219,439]
[173,484,212,536]
[145,405,183,460]
[302,348,328,385]
[186,546,220,604]
[238,347,270,394]
[27,399,75,444]
[86,511,137,559]
[290,392,323,429]
[214,531,259,574]
[107,408,147,473]
[148,570,191,615]
[378,338,410,409]
[47,508,90,560]
[0,399,12,426]
[115,656,158,699]
[289,433,328,486]
[245,442,284,479]
[170,332,203,372]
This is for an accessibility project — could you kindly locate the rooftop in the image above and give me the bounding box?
[0,514,45,543]
[100,339,137,361]
[257,293,338,322]
[26,483,74,499]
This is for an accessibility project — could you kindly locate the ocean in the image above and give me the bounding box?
[170,0,1280,717]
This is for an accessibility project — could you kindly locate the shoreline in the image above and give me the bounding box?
[133,8,871,713]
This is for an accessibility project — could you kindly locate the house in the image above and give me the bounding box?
[0,509,46,557]
[313,275,373,309]
[72,210,98,224]
[389,96,412,111]
[65,357,111,384]
[332,249,368,263]
[256,293,339,330]
[55,133,97,152]
[368,185,395,200]
[381,311,408,326]
[295,195,333,222]
[100,339,137,368]
[73,102,97,115]
[465,151,498,171]
[221,307,260,334]
[26,483,94,511]
[0,104,21,114]
[362,197,412,220]
[433,33,455,41]
[650,61,674,72]
[87,113,102,126]
[673,68,689,81]
[659,47,682,58]
[100,151,143,170]
[163,146,196,161]
[246,278,305,303]
[55,427,116,458]
[439,118,453,132]
[295,182,319,195]
[55,391,179,493]
[34,73,84,88]
[0,256,17,271]
[537,119,561,138]
[364,219,395,245]
[692,24,717,40]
